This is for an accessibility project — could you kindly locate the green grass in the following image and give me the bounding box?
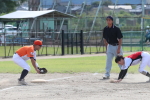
[0,45,150,57]
[0,46,106,57]
[0,55,150,74]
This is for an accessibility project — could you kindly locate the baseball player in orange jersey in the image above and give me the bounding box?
[13,40,42,85]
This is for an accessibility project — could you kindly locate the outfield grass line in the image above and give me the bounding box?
[0,52,138,62]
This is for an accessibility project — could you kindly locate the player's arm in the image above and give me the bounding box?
[27,49,40,73]
[30,57,40,73]
[116,69,128,83]
[103,29,108,52]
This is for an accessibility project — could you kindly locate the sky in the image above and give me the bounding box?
[41,0,144,5]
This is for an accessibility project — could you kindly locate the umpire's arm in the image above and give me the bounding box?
[103,29,108,52]
[103,39,108,51]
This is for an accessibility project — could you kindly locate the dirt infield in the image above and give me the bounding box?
[0,73,150,100]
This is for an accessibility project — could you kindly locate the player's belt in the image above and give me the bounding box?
[109,43,118,46]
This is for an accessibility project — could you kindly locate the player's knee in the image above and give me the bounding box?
[24,66,30,71]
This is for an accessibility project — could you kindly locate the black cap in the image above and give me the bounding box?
[106,16,113,21]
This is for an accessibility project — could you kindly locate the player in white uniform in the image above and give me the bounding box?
[114,51,150,83]
[13,40,42,85]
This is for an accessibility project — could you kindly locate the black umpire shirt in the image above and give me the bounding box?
[103,24,123,44]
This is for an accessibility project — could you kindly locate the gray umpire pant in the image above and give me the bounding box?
[105,44,123,77]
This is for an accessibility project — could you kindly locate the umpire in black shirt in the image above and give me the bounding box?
[103,16,123,79]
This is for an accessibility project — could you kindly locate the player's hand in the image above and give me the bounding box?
[115,79,122,83]
[35,68,40,74]
[117,48,120,54]
[110,79,121,83]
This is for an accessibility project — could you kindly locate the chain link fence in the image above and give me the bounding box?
[0,29,149,58]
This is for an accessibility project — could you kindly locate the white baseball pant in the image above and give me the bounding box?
[139,52,150,73]
[13,53,31,71]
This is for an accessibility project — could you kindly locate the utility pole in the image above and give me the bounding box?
[141,0,145,51]
[141,0,145,30]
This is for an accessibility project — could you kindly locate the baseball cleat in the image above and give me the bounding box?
[103,76,110,79]
[18,79,27,85]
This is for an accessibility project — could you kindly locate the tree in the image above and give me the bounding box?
[118,10,132,17]
[102,0,113,6]
[0,0,27,13]
[91,1,100,7]
[85,5,92,14]
[28,0,40,11]
[131,5,136,9]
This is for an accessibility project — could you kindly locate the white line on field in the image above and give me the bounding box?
[0,76,74,92]
[93,73,99,76]
[93,69,105,76]
[0,86,15,92]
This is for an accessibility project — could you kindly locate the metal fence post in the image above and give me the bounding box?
[46,41,48,56]
[21,32,23,47]
[53,39,55,56]
[61,30,65,55]
[67,33,69,54]
[76,33,78,54]
[4,23,6,58]
[130,32,132,52]
[71,33,73,54]
[13,33,14,54]
[80,30,84,54]
[141,31,144,51]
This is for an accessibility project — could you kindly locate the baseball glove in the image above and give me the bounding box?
[38,67,48,74]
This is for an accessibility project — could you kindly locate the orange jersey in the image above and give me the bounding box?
[16,46,36,60]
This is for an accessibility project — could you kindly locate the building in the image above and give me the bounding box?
[0,10,75,37]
